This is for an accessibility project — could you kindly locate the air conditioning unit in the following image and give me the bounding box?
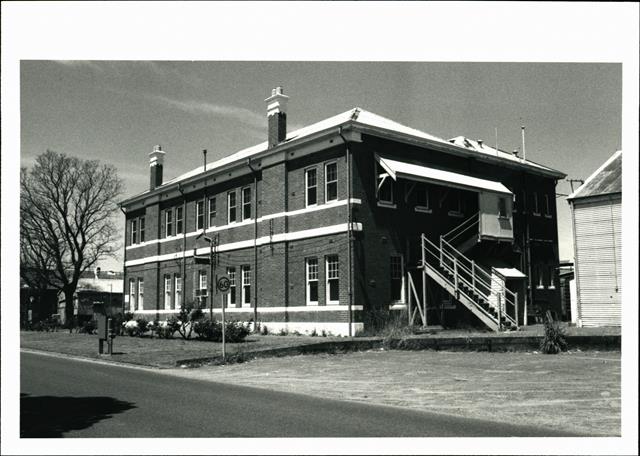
[195,289,208,298]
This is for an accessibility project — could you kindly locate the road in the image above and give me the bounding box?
[21,351,579,437]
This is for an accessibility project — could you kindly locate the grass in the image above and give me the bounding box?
[20,331,344,368]
[168,349,621,436]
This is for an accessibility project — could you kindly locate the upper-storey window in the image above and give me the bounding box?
[532,192,540,216]
[325,162,338,202]
[415,183,431,212]
[196,200,205,230]
[228,191,237,223]
[165,209,173,237]
[376,161,395,208]
[139,216,145,242]
[175,207,183,235]
[498,197,508,218]
[544,194,552,217]
[305,168,317,207]
[131,219,138,245]
[242,187,252,220]
[448,190,464,217]
[208,197,216,227]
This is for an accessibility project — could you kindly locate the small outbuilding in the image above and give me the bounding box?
[567,150,621,327]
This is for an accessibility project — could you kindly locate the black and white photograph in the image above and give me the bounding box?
[2,2,638,455]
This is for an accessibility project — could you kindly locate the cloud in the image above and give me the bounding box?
[152,95,266,130]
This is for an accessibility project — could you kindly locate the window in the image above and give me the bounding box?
[547,265,556,289]
[242,187,252,220]
[228,191,237,223]
[174,275,182,309]
[378,176,394,206]
[175,207,183,235]
[128,279,136,312]
[137,279,144,310]
[198,270,208,293]
[498,197,508,217]
[544,194,551,217]
[536,265,544,289]
[208,197,216,227]
[131,219,138,245]
[326,255,339,304]
[196,200,204,230]
[306,258,319,305]
[165,209,173,237]
[164,275,172,310]
[390,255,405,302]
[139,216,145,242]
[415,184,431,212]
[227,267,236,307]
[241,266,251,307]
[305,168,317,206]
[448,191,464,216]
[532,192,540,215]
[325,162,338,202]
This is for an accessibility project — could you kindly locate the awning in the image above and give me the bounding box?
[376,155,512,195]
[494,267,527,279]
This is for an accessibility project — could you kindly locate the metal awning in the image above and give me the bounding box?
[376,155,512,195]
[494,267,527,279]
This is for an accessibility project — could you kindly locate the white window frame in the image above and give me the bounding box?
[536,265,544,289]
[198,270,208,294]
[547,265,556,289]
[208,197,216,227]
[544,194,552,218]
[242,186,252,221]
[164,274,172,310]
[139,216,145,242]
[448,191,464,218]
[175,207,183,235]
[196,199,205,230]
[129,279,136,312]
[131,219,138,245]
[532,192,540,216]
[241,265,251,308]
[305,168,318,207]
[165,209,173,237]
[306,257,319,306]
[415,184,432,213]
[390,254,405,303]
[326,255,340,305]
[174,275,182,310]
[498,197,508,218]
[228,191,237,224]
[137,278,144,310]
[325,161,338,203]
[227,267,236,307]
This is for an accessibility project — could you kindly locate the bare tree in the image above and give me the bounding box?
[20,150,124,326]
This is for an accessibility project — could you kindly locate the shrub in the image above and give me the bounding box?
[224,320,251,343]
[278,328,288,336]
[321,329,327,337]
[124,312,135,322]
[540,311,568,354]
[156,318,180,339]
[175,307,204,340]
[79,320,97,334]
[292,330,301,336]
[123,320,141,337]
[136,318,149,335]
[193,318,251,343]
[260,324,269,336]
[310,328,318,337]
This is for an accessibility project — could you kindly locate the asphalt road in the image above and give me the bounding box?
[20,351,580,437]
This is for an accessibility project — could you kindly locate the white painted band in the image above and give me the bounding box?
[133,305,363,315]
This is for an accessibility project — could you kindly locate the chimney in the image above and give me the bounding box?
[265,86,289,148]
[149,144,165,190]
[477,139,483,147]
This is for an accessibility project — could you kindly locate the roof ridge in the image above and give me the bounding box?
[567,150,622,199]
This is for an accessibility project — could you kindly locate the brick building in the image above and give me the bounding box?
[121,87,565,335]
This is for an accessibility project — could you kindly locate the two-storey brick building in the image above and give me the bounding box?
[121,87,565,335]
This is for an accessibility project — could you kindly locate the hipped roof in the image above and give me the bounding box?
[567,150,622,200]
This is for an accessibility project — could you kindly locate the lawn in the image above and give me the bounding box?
[20,331,343,368]
[166,349,621,436]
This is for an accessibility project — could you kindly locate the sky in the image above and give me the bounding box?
[20,61,622,269]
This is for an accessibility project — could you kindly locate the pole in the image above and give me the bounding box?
[221,293,226,361]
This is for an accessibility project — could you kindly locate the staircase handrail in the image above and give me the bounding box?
[442,212,479,243]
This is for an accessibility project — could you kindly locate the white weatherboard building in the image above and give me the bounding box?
[567,150,622,327]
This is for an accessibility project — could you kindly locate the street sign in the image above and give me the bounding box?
[217,276,231,293]
[194,255,210,265]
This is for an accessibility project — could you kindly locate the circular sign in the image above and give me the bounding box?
[217,276,231,292]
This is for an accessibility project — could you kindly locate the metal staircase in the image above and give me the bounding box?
[408,214,518,331]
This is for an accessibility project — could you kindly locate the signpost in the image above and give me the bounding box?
[217,275,231,361]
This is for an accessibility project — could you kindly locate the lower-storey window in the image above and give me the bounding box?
[241,265,251,307]
[227,267,236,307]
[129,279,136,312]
[137,279,144,310]
[164,274,172,310]
[326,255,339,304]
[390,255,405,302]
[306,257,319,305]
[174,275,182,310]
